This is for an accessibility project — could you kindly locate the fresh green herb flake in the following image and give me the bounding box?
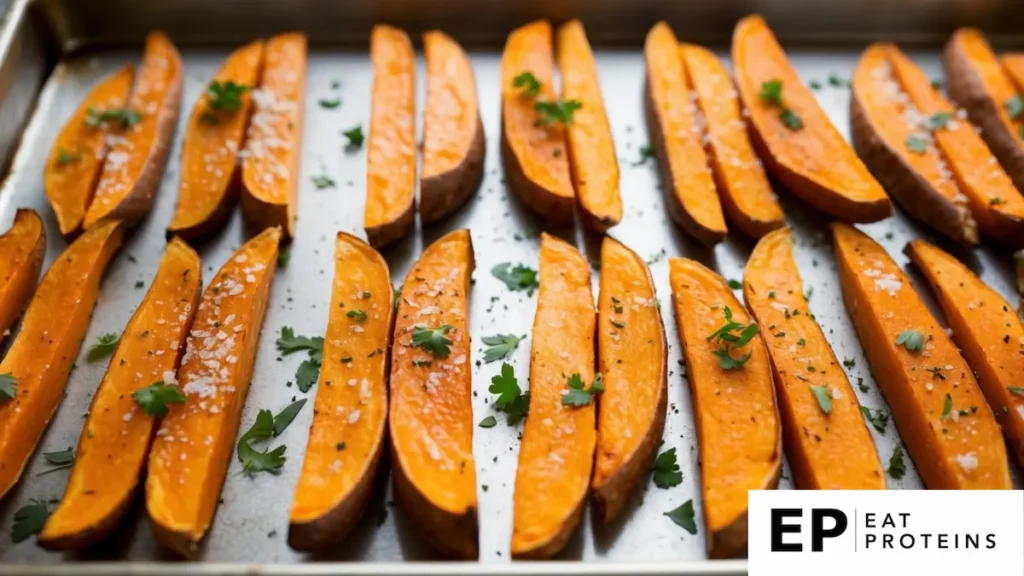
[561,372,603,407]
[478,415,497,428]
[311,175,336,189]
[0,373,16,403]
[941,393,953,419]
[11,499,50,543]
[343,125,365,148]
[534,99,582,126]
[727,279,742,290]
[895,329,925,352]
[132,381,186,417]
[481,333,525,363]
[87,333,120,362]
[926,112,954,130]
[513,71,542,98]
[411,325,455,358]
[887,445,907,479]
[295,360,320,393]
[346,309,368,323]
[491,263,539,295]
[652,447,683,489]
[664,500,698,534]
[860,406,889,433]
[488,362,529,425]
[86,107,141,129]
[810,384,833,414]
[633,144,655,166]
[1005,95,1024,120]
[56,147,82,166]
[318,98,341,110]
[206,81,249,112]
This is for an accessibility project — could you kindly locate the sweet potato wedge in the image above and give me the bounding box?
[240,33,306,239]
[363,25,416,248]
[832,223,1011,489]
[167,41,264,240]
[644,23,725,246]
[44,66,134,238]
[83,32,183,230]
[887,46,1024,246]
[389,229,477,558]
[851,44,978,245]
[500,20,575,226]
[1017,250,1024,315]
[905,239,1024,467]
[420,30,484,225]
[732,15,890,223]
[591,236,666,524]
[0,209,45,342]
[681,43,784,239]
[0,220,124,500]
[944,29,1024,193]
[39,238,201,550]
[744,227,885,489]
[146,226,281,556]
[289,233,393,551]
[668,257,781,558]
[556,19,622,232]
[511,233,595,559]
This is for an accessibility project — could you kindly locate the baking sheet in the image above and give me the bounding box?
[0,36,1019,570]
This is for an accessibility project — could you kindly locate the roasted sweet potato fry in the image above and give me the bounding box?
[668,257,781,558]
[389,230,477,558]
[167,41,264,240]
[512,233,595,559]
[501,20,575,226]
[851,44,978,244]
[591,236,666,523]
[240,34,306,239]
[887,46,1024,246]
[744,227,885,489]
[1017,250,1024,315]
[0,210,45,342]
[44,66,134,238]
[363,25,416,248]
[681,43,784,239]
[0,220,124,500]
[832,223,1011,489]
[732,15,890,223]
[556,19,622,232]
[644,23,725,245]
[944,29,1024,193]
[83,32,183,230]
[905,239,1024,467]
[146,226,281,556]
[289,233,393,551]
[420,31,484,225]
[39,238,201,550]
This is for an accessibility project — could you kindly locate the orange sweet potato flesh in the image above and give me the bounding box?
[501,20,575,226]
[850,44,978,245]
[241,33,306,239]
[591,236,666,524]
[83,32,183,230]
[644,23,726,246]
[146,226,281,556]
[943,29,1024,194]
[744,227,885,490]
[888,46,1024,246]
[732,15,890,223]
[512,233,595,559]
[556,19,622,232]
[289,232,393,551]
[669,257,781,558]
[832,223,1011,489]
[905,239,1024,467]
[44,66,133,238]
[681,43,784,239]
[389,229,477,559]
[39,238,201,550]
[420,30,485,225]
[167,41,264,240]
[364,25,416,248]
[0,209,45,342]
[0,220,124,500]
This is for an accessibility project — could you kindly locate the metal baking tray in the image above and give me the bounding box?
[0,0,1021,573]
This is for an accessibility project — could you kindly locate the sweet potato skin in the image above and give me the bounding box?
[167,41,264,240]
[668,257,781,559]
[83,32,183,230]
[832,223,1011,489]
[420,31,485,225]
[591,236,666,524]
[944,29,1024,193]
[389,229,477,559]
[38,238,201,551]
[644,22,726,246]
[732,15,891,223]
[288,232,393,551]
[0,209,45,343]
[511,233,596,559]
[0,220,124,501]
[744,227,885,490]
[850,43,978,245]
[500,20,575,226]
[146,227,281,557]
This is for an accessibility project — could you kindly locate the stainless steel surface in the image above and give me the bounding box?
[0,0,1021,573]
